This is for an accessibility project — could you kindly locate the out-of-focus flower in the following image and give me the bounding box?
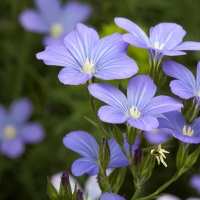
[63,131,138,176]
[190,175,200,195]
[115,18,200,62]
[158,111,200,144]
[156,194,200,200]
[88,75,182,131]
[100,192,125,200]
[36,23,138,85]
[0,98,45,158]
[19,0,91,46]
[163,61,200,105]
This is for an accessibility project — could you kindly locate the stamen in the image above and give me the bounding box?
[129,106,141,119]
[154,42,165,50]
[182,125,194,136]
[82,58,95,74]
[50,23,63,38]
[4,125,16,139]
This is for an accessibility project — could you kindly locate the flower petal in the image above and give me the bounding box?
[43,36,65,46]
[196,61,200,92]
[161,49,186,56]
[127,75,156,110]
[191,117,200,136]
[98,106,127,124]
[63,131,99,161]
[0,104,6,122]
[19,123,45,144]
[149,23,186,50]
[19,9,49,33]
[9,98,33,125]
[93,33,138,79]
[100,192,125,200]
[0,139,25,158]
[190,175,200,194]
[144,96,183,116]
[172,131,200,144]
[173,41,200,51]
[127,116,159,131]
[88,83,128,113]
[58,67,91,85]
[72,157,99,176]
[114,17,150,47]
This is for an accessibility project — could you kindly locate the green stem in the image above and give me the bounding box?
[131,185,141,200]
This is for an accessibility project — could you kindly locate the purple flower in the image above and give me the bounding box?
[36,23,138,85]
[19,0,91,46]
[115,18,200,62]
[88,75,183,131]
[158,111,200,144]
[63,131,138,176]
[0,98,45,158]
[163,61,200,104]
[100,192,125,200]
[190,175,200,195]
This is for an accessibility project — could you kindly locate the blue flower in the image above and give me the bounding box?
[115,18,200,62]
[0,98,45,158]
[190,175,200,195]
[158,111,200,144]
[163,60,200,105]
[36,23,138,85]
[63,131,138,176]
[100,192,125,200]
[88,75,183,131]
[19,0,91,46]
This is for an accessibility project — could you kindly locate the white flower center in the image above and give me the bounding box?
[50,23,63,38]
[4,125,16,139]
[182,125,194,136]
[129,106,141,119]
[154,42,165,50]
[83,59,95,74]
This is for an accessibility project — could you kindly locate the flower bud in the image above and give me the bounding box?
[99,138,110,170]
[77,189,84,200]
[134,148,143,165]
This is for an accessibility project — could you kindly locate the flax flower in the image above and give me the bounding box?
[36,23,138,85]
[115,18,200,62]
[19,0,91,46]
[100,193,125,200]
[88,75,182,131]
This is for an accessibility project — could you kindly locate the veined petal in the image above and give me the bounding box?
[64,23,99,65]
[63,131,99,161]
[0,139,25,158]
[72,158,99,176]
[98,106,127,124]
[172,131,200,144]
[196,62,200,93]
[36,46,81,70]
[191,117,200,135]
[58,67,91,85]
[149,23,186,50]
[161,49,186,56]
[143,96,183,116]
[9,98,33,125]
[173,41,200,51]
[88,83,128,113]
[127,75,156,110]
[19,9,49,33]
[100,192,125,200]
[127,116,158,131]
[19,123,45,143]
[114,17,150,46]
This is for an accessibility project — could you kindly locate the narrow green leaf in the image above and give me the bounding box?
[47,177,59,200]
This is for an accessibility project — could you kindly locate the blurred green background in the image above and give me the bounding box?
[1,0,200,199]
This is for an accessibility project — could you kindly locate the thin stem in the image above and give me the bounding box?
[131,185,141,200]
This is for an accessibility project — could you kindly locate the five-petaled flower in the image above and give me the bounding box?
[19,0,91,46]
[0,98,45,158]
[115,18,200,62]
[88,75,183,131]
[36,23,138,85]
[151,145,169,167]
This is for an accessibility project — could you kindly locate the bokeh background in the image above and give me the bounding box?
[1,0,200,199]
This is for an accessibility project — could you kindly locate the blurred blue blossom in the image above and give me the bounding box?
[100,192,125,200]
[115,18,200,62]
[88,75,183,131]
[36,23,138,85]
[19,0,91,46]
[190,175,200,195]
[0,98,45,158]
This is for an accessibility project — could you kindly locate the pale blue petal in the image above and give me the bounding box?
[172,131,200,144]
[98,106,127,124]
[43,36,65,46]
[173,41,200,51]
[19,9,49,33]
[114,17,150,47]
[127,75,156,110]
[196,62,200,92]
[143,96,183,115]
[100,192,125,200]
[128,116,158,131]
[88,83,129,114]
[161,49,186,56]
[63,131,99,161]
[191,117,200,136]
[72,158,99,176]
[58,67,91,85]
[190,175,200,194]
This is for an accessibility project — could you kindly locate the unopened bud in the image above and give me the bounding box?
[77,189,84,200]
[61,171,69,187]
[134,148,143,165]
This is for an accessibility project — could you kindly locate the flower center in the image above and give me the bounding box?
[154,42,165,50]
[83,59,95,74]
[129,106,141,119]
[4,125,16,139]
[182,125,194,136]
[50,23,63,38]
